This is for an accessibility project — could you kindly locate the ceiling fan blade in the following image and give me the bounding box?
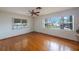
[36,12,40,13]
[34,13,39,16]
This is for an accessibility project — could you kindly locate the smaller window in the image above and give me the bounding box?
[12,18,28,30]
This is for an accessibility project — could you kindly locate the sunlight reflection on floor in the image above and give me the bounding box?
[46,40,72,51]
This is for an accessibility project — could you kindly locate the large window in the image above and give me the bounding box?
[45,16,74,30]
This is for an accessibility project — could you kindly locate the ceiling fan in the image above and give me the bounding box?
[29,10,40,16]
[29,7,42,16]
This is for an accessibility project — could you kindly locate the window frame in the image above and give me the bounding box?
[44,15,74,31]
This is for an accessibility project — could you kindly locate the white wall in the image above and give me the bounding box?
[34,8,79,41]
[0,11,33,40]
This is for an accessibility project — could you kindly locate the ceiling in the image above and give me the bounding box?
[0,7,74,16]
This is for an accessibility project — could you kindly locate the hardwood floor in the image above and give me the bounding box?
[0,32,79,51]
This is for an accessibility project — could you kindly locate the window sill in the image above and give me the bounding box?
[44,28,74,32]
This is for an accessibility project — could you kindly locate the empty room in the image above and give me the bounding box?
[0,7,79,51]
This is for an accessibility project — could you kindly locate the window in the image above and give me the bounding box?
[45,15,74,30]
[12,18,27,30]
